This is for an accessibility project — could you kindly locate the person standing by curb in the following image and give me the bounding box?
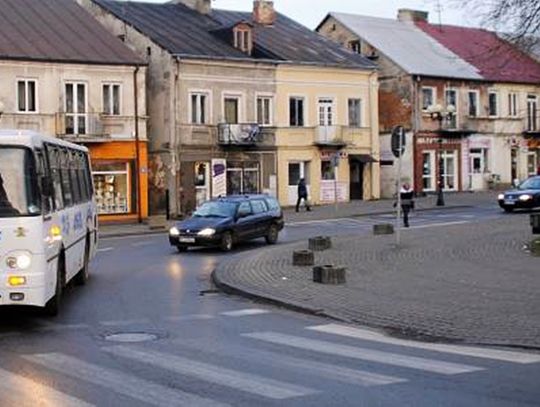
[399,183,414,227]
[296,178,311,212]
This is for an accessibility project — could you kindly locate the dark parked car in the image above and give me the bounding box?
[169,195,284,252]
[498,176,540,212]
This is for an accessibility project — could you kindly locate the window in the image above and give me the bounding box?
[468,90,479,117]
[60,149,73,207]
[257,96,272,126]
[348,99,362,127]
[237,201,252,216]
[321,161,335,180]
[422,151,435,191]
[65,82,87,134]
[251,200,267,214]
[191,93,208,124]
[224,97,239,124]
[508,92,518,117]
[289,97,305,127]
[422,87,435,111]
[445,88,458,129]
[349,40,361,54]
[93,162,131,215]
[234,29,251,53]
[527,95,538,131]
[288,163,301,186]
[17,79,37,113]
[46,148,64,210]
[488,91,498,117]
[103,83,121,115]
[470,148,489,174]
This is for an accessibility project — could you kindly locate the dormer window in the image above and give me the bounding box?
[233,23,253,55]
[349,40,362,54]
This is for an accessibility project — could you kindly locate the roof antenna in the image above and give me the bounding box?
[435,0,443,31]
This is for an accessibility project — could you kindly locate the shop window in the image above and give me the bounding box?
[321,160,335,180]
[93,162,131,215]
[288,163,301,186]
[226,161,259,195]
[422,151,435,191]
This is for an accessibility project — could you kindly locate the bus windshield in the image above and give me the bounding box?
[0,147,41,217]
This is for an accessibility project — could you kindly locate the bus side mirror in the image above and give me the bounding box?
[41,176,53,197]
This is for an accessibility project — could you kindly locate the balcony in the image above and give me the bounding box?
[314,126,372,148]
[56,113,146,142]
[218,123,263,146]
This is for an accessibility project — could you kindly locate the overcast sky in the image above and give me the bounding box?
[141,0,480,29]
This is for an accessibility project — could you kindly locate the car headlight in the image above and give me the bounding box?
[198,228,216,237]
[498,194,505,200]
[519,194,532,201]
[169,227,180,236]
[6,252,32,270]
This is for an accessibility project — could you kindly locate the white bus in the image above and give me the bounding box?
[0,130,97,315]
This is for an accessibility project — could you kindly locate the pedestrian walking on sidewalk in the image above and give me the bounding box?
[398,183,414,227]
[296,178,311,212]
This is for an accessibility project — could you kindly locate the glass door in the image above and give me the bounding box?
[442,150,457,191]
[65,82,87,135]
[422,151,436,191]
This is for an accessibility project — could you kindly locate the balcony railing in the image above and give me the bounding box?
[55,113,145,142]
[218,123,263,145]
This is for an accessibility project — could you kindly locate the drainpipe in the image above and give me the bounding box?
[134,66,143,224]
[413,76,420,193]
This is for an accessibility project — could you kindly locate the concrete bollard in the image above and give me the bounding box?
[373,224,395,235]
[293,250,315,266]
[313,265,346,285]
[308,236,332,251]
[531,214,540,235]
[531,239,540,256]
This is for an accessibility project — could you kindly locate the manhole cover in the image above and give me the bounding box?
[104,333,159,343]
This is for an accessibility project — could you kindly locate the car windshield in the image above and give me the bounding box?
[0,147,41,218]
[193,201,237,218]
[518,177,540,190]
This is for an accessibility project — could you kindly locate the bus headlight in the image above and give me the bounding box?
[169,227,180,236]
[198,228,216,237]
[6,252,32,270]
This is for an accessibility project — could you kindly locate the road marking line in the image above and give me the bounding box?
[100,319,151,327]
[103,346,317,400]
[97,247,114,253]
[165,314,215,322]
[24,353,230,407]
[171,339,406,387]
[243,332,483,375]
[307,324,540,364]
[131,242,153,247]
[37,322,90,331]
[0,366,94,407]
[221,308,271,317]
[287,217,364,226]
[409,221,470,229]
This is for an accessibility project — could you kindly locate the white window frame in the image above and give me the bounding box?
[189,90,211,125]
[289,95,307,127]
[508,92,519,117]
[422,150,436,192]
[467,90,479,117]
[234,29,251,53]
[221,91,245,124]
[255,93,274,126]
[102,83,122,116]
[16,78,38,113]
[421,86,436,111]
[488,90,499,117]
[64,81,88,135]
[347,98,362,127]
[527,94,538,132]
[317,97,336,127]
[445,87,458,129]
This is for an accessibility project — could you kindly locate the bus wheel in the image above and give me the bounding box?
[75,240,90,286]
[44,255,64,317]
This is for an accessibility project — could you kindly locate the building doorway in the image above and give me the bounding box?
[349,160,364,200]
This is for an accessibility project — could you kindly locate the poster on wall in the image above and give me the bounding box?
[320,181,347,203]
[211,159,227,198]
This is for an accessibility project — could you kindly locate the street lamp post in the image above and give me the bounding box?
[427,104,456,207]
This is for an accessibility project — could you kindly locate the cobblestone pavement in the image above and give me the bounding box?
[214,214,540,348]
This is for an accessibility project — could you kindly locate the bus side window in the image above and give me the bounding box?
[77,153,88,202]
[69,150,81,205]
[36,150,52,214]
[60,149,73,207]
[83,154,94,198]
[46,147,64,210]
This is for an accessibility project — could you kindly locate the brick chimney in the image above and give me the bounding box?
[397,9,428,23]
[175,0,211,14]
[253,1,276,25]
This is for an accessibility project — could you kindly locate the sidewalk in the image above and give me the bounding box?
[213,214,540,349]
[100,191,498,238]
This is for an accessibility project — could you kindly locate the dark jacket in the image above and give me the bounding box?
[400,187,414,207]
[298,180,308,198]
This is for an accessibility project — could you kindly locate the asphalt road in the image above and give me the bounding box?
[0,205,539,407]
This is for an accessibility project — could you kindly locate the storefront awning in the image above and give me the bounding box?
[349,154,378,163]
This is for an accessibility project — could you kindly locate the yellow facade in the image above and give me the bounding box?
[274,65,380,206]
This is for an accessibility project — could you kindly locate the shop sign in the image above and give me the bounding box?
[211,159,227,198]
[320,181,347,203]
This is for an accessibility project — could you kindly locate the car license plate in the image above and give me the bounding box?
[504,199,515,205]
[179,237,195,243]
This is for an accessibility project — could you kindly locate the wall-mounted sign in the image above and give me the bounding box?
[211,159,227,198]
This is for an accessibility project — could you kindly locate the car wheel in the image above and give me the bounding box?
[74,239,90,286]
[265,224,279,245]
[220,232,233,252]
[44,255,65,317]
[503,206,514,213]
[177,245,188,253]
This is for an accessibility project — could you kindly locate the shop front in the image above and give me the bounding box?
[88,141,148,223]
[527,138,540,177]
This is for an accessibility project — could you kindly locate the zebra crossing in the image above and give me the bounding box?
[4,314,540,407]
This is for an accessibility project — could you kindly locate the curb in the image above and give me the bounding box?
[99,229,167,239]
